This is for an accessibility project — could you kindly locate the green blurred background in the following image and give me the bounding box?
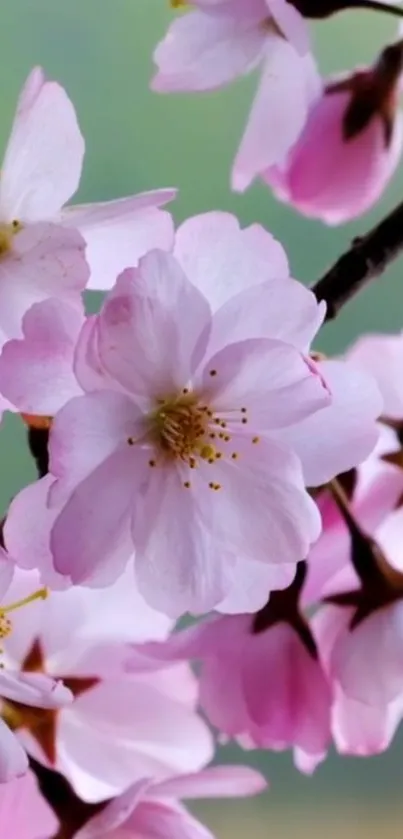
[1,1,403,835]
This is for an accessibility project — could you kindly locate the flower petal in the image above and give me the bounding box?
[61,191,176,291]
[174,211,289,312]
[0,68,84,221]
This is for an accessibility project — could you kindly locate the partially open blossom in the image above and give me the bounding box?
[0,567,212,801]
[0,771,58,838]
[0,66,175,296]
[75,766,267,839]
[265,40,403,224]
[153,1,320,190]
[129,588,332,774]
[0,553,72,782]
[3,212,381,616]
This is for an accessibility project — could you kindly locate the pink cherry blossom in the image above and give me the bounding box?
[75,765,267,839]
[0,771,58,838]
[0,552,72,782]
[129,612,332,774]
[4,212,382,616]
[152,1,320,190]
[1,67,176,292]
[0,567,213,801]
[265,42,403,223]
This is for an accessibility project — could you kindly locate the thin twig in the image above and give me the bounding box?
[312,199,403,321]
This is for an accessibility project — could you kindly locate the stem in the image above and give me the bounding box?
[312,198,403,320]
[350,0,403,19]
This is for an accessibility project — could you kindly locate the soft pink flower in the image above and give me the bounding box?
[0,553,72,782]
[265,42,403,223]
[0,771,58,838]
[153,1,319,190]
[75,765,267,839]
[0,567,213,802]
[130,612,331,773]
[1,67,176,292]
[4,212,381,616]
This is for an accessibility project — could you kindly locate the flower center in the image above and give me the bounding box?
[0,220,22,258]
[128,380,257,491]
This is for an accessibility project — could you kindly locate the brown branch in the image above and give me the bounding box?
[312,199,403,321]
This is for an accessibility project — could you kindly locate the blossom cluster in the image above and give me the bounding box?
[1,1,403,836]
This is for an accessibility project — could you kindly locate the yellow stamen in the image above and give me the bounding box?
[0,587,48,616]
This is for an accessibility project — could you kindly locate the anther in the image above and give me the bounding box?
[127,437,135,446]
[209,369,217,377]
[241,408,247,414]
[231,452,239,460]
[252,436,260,444]
[184,481,191,488]
[149,459,156,467]
[241,418,248,424]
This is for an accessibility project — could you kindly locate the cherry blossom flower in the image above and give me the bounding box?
[0,552,72,782]
[153,1,320,191]
[130,586,331,774]
[75,765,267,839]
[0,66,176,294]
[3,212,381,616]
[0,771,58,838]
[265,41,403,224]
[0,567,213,801]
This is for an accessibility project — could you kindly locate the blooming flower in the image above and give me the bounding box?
[75,765,267,839]
[0,66,176,298]
[265,40,403,224]
[153,1,319,191]
[0,771,58,838]
[0,567,212,801]
[4,212,381,617]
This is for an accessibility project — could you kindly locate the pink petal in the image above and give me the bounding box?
[347,332,403,420]
[197,437,321,566]
[199,338,330,428]
[0,223,88,344]
[0,721,28,782]
[152,8,266,92]
[265,0,310,53]
[153,765,267,799]
[0,670,72,708]
[208,277,325,355]
[59,677,213,801]
[0,69,84,221]
[174,211,289,313]
[274,359,382,486]
[61,191,176,291]
[217,557,296,614]
[97,252,211,399]
[0,548,14,601]
[49,390,143,498]
[0,771,58,836]
[4,476,68,590]
[0,298,83,415]
[232,38,318,191]
[50,446,142,585]
[73,780,150,838]
[133,466,231,617]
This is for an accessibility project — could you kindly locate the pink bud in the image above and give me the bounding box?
[265,42,403,224]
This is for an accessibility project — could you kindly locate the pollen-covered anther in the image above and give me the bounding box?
[252,436,260,444]
[0,219,22,257]
[0,616,12,639]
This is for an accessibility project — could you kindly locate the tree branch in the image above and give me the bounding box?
[312,199,403,321]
